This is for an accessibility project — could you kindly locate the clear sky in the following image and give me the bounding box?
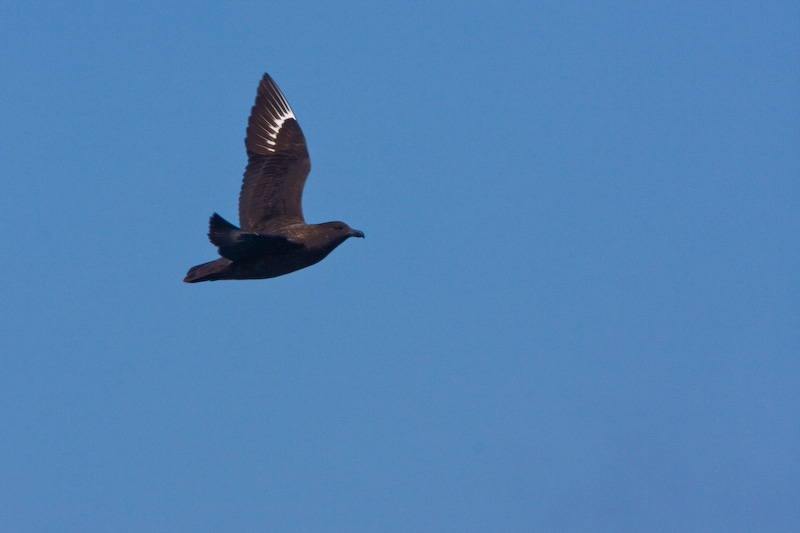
[2,1,798,531]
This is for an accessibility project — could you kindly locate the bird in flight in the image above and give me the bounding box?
[184,73,364,283]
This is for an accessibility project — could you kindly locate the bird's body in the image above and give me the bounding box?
[184,73,363,283]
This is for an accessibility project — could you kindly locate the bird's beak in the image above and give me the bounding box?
[350,229,365,239]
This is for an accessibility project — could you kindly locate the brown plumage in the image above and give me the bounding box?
[184,73,363,283]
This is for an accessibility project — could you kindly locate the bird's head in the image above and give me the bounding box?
[320,221,365,241]
[299,221,364,252]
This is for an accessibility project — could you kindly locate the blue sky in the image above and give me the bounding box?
[2,1,798,531]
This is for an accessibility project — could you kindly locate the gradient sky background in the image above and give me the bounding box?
[2,1,798,531]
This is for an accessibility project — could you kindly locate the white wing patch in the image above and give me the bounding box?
[251,85,296,153]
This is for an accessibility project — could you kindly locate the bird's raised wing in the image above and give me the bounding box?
[239,73,310,232]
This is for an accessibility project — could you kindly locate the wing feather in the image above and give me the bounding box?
[239,73,310,231]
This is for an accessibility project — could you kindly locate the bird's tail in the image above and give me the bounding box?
[183,258,233,283]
